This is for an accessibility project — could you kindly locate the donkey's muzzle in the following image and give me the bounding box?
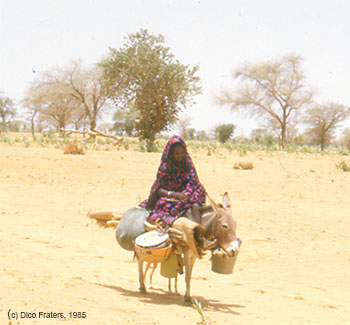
[225,238,242,257]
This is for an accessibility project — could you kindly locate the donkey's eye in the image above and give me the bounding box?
[222,224,229,230]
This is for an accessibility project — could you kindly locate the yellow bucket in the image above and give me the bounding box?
[160,254,178,278]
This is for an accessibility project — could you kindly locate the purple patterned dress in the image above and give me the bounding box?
[140,136,206,226]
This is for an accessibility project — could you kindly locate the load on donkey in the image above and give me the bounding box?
[115,136,242,303]
[116,193,241,303]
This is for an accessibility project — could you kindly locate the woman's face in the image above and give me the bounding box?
[171,145,186,163]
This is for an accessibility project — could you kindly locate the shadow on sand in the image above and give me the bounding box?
[96,283,245,315]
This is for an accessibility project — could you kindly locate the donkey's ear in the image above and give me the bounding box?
[222,192,232,210]
[207,194,219,213]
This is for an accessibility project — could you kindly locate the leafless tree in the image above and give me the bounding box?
[23,81,78,133]
[24,60,113,132]
[340,128,350,150]
[70,108,87,131]
[304,102,350,150]
[176,115,192,140]
[61,60,113,130]
[217,55,314,147]
[22,93,43,138]
[0,91,16,134]
[42,93,77,130]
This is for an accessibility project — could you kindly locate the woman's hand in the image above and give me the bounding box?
[173,192,188,201]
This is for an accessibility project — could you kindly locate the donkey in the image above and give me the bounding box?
[136,192,240,303]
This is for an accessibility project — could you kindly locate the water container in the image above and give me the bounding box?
[211,252,239,274]
[160,254,178,278]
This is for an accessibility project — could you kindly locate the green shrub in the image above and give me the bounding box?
[336,148,350,156]
[237,143,248,156]
[0,136,12,144]
[97,138,105,145]
[123,139,130,150]
[138,142,147,152]
[214,123,235,143]
[336,160,350,172]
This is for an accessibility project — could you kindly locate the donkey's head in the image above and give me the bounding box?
[208,193,241,257]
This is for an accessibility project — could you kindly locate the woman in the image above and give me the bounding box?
[140,136,206,226]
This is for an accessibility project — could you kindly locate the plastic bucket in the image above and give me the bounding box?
[211,252,239,275]
[161,254,178,278]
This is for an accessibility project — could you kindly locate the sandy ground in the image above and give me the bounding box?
[1,141,350,324]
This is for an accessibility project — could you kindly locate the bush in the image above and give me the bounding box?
[214,124,235,144]
[234,161,254,170]
[0,136,12,144]
[336,160,350,172]
[63,143,85,155]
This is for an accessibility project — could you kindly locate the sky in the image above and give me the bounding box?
[1,0,350,136]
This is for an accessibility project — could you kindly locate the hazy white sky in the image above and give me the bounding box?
[1,0,350,135]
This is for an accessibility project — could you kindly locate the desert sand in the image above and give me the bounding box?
[1,140,349,324]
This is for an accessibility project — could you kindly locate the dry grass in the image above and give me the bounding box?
[63,143,85,155]
[233,161,254,170]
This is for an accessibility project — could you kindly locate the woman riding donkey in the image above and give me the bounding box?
[140,136,206,227]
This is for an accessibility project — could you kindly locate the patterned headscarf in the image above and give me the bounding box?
[140,136,206,225]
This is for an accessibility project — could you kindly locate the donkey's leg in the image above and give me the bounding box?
[143,262,153,288]
[168,278,172,293]
[149,263,157,288]
[137,255,146,294]
[143,262,151,279]
[184,249,197,303]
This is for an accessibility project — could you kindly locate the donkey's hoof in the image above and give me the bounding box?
[139,287,147,294]
[184,296,192,306]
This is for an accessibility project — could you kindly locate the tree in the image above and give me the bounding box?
[250,128,276,146]
[101,29,201,151]
[61,61,113,130]
[197,130,210,141]
[265,115,299,145]
[217,55,313,147]
[177,115,192,140]
[214,123,235,143]
[22,91,43,138]
[341,128,350,150]
[0,92,16,134]
[304,102,350,150]
[187,128,196,140]
[113,109,136,136]
[23,81,79,134]
[27,61,112,132]
[8,120,23,132]
[41,91,77,130]
[70,108,88,131]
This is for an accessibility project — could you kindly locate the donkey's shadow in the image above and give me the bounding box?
[97,283,245,315]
